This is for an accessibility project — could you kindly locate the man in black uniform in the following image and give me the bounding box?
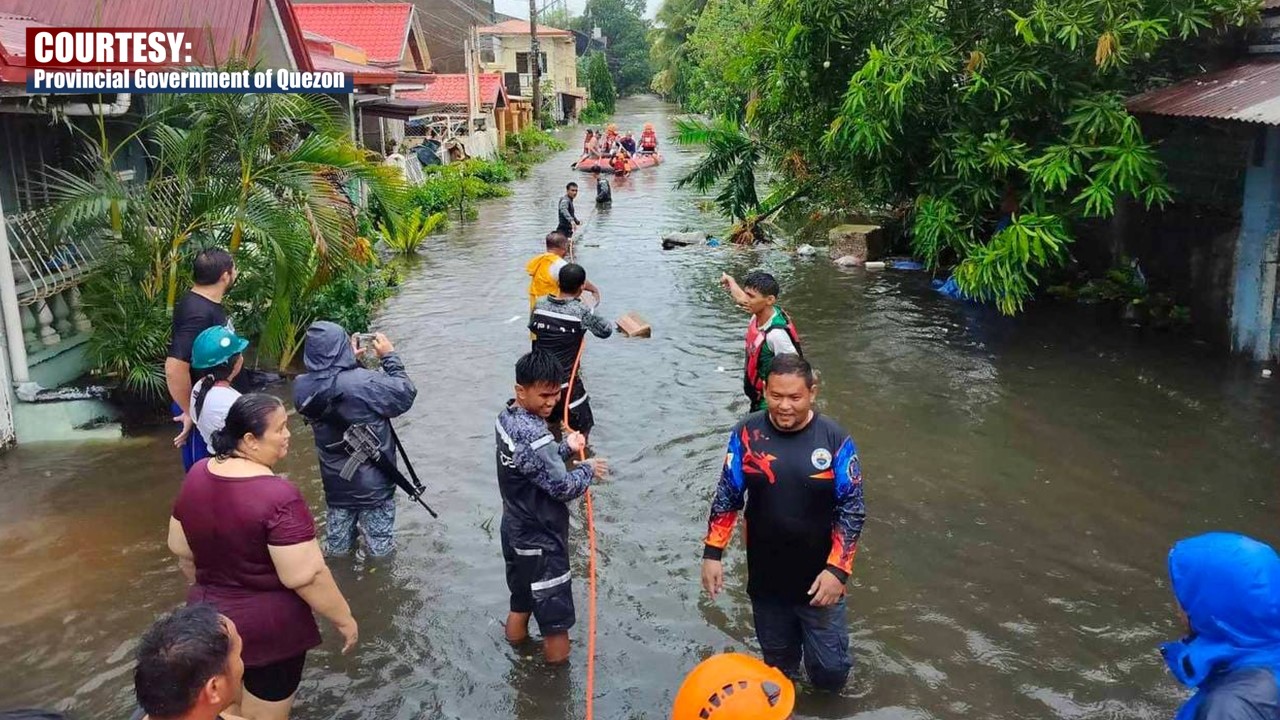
[496,350,609,663]
[556,182,581,237]
[701,354,866,691]
[529,263,614,441]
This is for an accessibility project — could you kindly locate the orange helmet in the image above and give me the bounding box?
[671,654,795,720]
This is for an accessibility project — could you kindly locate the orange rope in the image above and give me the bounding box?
[563,335,596,720]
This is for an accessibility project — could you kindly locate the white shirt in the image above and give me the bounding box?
[190,379,241,448]
[549,258,567,282]
[765,327,798,356]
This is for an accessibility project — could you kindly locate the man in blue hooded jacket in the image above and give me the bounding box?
[294,321,417,557]
[1162,532,1280,720]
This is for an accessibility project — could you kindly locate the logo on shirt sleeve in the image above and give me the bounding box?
[811,448,832,471]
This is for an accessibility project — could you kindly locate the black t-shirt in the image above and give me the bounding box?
[704,412,865,603]
[168,290,229,381]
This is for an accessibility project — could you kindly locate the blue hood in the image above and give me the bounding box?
[1162,533,1280,717]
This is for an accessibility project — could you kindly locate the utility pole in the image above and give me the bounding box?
[464,31,476,135]
[529,0,541,126]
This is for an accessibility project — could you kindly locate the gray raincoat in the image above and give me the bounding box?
[293,321,418,509]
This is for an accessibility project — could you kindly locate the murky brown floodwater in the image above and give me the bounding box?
[3,96,1280,720]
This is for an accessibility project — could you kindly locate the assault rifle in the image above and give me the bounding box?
[297,390,438,518]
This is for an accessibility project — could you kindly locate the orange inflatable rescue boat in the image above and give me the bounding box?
[576,153,663,174]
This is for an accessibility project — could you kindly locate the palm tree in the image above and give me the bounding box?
[51,91,407,376]
[673,115,807,244]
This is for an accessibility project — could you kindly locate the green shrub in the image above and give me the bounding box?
[579,100,611,125]
[378,207,448,254]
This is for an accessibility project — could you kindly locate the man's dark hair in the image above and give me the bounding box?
[545,232,569,250]
[767,354,815,388]
[743,271,780,298]
[558,263,586,295]
[566,182,578,191]
[516,349,564,388]
[134,605,230,719]
[192,249,234,286]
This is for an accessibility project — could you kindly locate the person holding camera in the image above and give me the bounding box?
[294,321,418,558]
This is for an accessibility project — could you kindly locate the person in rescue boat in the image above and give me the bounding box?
[496,349,610,663]
[1162,532,1280,720]
[639,123,659,154]
[719,271,802,411]
[701,354,864,692]
[529,263,614,442]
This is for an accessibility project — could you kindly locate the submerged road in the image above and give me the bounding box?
[2,96,1279,719]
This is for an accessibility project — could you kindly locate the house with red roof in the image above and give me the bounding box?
[478,18,584,123]
[293,3,431,74]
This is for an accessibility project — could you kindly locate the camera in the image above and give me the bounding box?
[356,333,377,353]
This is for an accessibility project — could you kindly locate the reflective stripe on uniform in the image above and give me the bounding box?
[496,419,515,450]
[533,309,582,323]
[531,435,553,450]
[514,547,543,556]
[530,571,571,592]
[569,393,589,409]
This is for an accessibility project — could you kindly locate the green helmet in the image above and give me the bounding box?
[191,325,249,370]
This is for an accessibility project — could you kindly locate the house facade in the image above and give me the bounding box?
[477,19,584,122]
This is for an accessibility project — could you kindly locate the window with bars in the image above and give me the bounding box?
[515,51,547,74]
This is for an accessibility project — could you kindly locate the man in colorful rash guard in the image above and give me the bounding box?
[701,354,865,691]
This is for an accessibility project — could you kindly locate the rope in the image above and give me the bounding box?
[562,334,597,720]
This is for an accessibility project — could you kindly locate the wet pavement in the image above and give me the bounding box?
[2,96,1279,719]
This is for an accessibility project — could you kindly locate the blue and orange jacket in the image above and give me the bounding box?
[702,412,865,602]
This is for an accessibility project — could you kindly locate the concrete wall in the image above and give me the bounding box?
[416,0,495,73]
[1084,117,1252,349]
[1231,125,1280,360]
[485,34,580,97]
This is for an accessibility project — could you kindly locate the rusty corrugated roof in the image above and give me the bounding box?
[0,0,267,64]
[1127,60,1280,125]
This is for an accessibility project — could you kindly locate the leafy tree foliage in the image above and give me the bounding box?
[662,0,1260,313]
[585,51,618,113]
[575,0,653,95]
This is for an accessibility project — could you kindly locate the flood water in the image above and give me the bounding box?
[3,96,1280,720]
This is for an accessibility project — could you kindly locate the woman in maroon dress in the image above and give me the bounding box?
[168,393,358,720]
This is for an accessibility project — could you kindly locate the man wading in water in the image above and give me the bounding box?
[701,355,865,691]
[720,271,802,411]
[557,182,582,238]
[167,248,237,470]
[529,263,614,442]
[496,350,610,663]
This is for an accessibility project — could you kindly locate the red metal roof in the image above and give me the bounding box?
[292,3,412,66]
[476,19,571,37]
[311,52,396,85]
[399,73,505,107]
[1127,60,1280,125]
[0,0,267,63]
[0,13,43,60]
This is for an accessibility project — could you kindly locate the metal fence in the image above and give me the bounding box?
[2,179,180,306]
